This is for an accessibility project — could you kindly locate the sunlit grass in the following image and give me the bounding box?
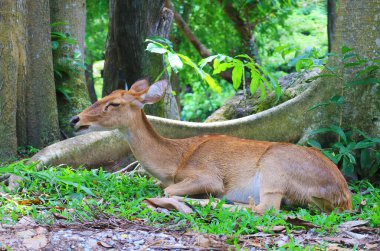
[1,161,379,249]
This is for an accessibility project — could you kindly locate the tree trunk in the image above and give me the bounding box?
[0,0,23,161]
[25,0,60,147]
[85,56,98,103]
[327,0,337,52]
[0,0,60,162]
[50,0,91,136]
[103,0,179,119]
[102,0,119,97]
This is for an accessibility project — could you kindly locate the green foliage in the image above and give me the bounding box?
[201,54,281,100]
[51,23,85,79]
[256,1,328,77]
[0,162,379,250]
[17,146,39,158]
[180,81,234,121]
[146,38,282,120]
[145,37,222,93]
[51,22,86,100]
[295,46,380,181]
[85,0,108,63]
[307,127,380,181]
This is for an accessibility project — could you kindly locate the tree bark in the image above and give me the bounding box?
[0,0,23,161]
[85,56,98,103]
[50,0,91,136]
[25,0,60,147]
[103,0,179,119]
[327,0,337,52]
[0,0,60,162]
[102,0,119,97]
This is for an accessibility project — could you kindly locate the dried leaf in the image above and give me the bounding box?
[338,220,369,230]
[324,236,359,246]
[52,213,68,220]
[144,197,193,214]
[344,231,367,240]
[97,241,113,248]
[284,216,319,229]
[17,199,42,205]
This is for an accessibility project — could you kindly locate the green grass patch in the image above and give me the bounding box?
[1,161,379,248]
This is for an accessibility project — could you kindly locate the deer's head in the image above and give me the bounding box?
[70,79,168,134]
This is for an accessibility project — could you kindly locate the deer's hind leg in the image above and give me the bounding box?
[251,191,283,214]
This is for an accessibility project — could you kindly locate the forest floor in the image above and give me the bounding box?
[0,213,379,250]
[0,163,379,250]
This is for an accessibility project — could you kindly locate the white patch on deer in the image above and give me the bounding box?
[225,172,261,205]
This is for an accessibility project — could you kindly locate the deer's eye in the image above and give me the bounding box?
[104,103,120,111]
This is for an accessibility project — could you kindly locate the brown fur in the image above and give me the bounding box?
[72,80,352,214]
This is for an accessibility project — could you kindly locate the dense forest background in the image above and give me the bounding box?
[0,0,379,183]
[87,0,328,121]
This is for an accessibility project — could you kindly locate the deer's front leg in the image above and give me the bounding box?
[164,175,224,197]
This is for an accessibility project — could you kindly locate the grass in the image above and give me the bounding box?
[1,161,379,249]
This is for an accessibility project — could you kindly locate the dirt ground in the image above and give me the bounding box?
[0,217,379,250]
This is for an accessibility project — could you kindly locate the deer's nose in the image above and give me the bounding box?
[70,116,80,128]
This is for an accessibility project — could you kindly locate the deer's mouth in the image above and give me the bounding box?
[75,125,90,133]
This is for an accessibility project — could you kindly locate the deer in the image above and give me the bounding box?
[70,79,352,214]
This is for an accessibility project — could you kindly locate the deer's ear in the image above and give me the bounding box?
[142,80,168,104]
[130,79,149,93]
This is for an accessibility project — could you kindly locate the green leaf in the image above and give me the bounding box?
[231,61,243,90]
[347,78,379,86]
[341,46,353,54]
[295,58,313,72]
[322,150,340,164]
[204,73,221,93]
[146,43,167,54]
[343,60,367,68]
[250,70,260,95]
[199,55,218,68]
[356,65,380,78]
[342,53,358,61]
[307,140,322,149]
[354,141,376,149]
[147,36,173,48]
[213,62,234,75]
[167,52,183,73]
[330,125,347,144]
[235,54,253,63]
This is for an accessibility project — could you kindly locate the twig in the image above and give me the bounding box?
[112,161,139,175]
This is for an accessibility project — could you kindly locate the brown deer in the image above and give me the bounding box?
[70,79,351,214]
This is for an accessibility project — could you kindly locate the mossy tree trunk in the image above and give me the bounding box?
[50,0,91,136]
[0,0,60,162]
[103,0,179,119]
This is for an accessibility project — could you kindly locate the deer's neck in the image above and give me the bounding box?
[123,111,181,185]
